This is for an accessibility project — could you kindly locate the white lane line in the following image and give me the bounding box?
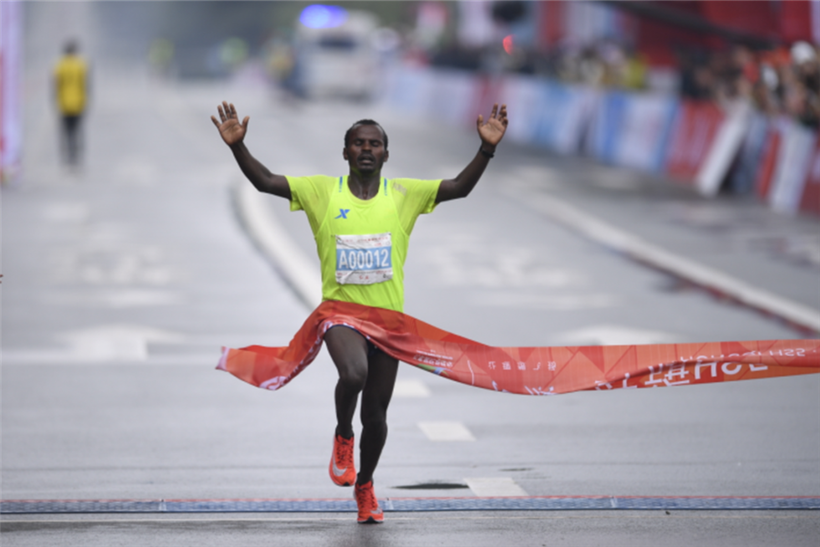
[393,379,432,398]
[418,421,475,441]
[464,477,528,497]
[500,184,820,333]
[234,181,322,309]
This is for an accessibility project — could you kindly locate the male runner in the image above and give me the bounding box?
[212,101,508,523]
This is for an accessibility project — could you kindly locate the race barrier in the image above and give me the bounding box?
[218,301,820,396]
[664,100,725,183]
[800,136,820,215]
[383,64,819,216]
[730,112,770,195]
[765,117,818,215]
[589,91,679,173]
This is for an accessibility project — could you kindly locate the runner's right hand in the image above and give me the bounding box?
[211,101,249,146]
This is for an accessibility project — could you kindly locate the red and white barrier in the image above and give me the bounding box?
[664,101,725,183]
[768,119,817,214]
[799,138,820,216]
[382,63,819,216]
[695,101,754,197]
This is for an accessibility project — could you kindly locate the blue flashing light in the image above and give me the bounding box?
[300,5,348,29]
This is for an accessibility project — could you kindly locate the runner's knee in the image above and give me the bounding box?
[337,364,367,392]
[325,326,369,392]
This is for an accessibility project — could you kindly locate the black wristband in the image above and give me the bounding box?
[479,147,495,159]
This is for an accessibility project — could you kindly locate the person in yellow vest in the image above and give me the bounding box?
[53,40,88,165]
[212,100,508,524]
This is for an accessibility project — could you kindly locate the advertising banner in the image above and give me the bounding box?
[799,137,820,216]
[695,101,754,197]
[754,120,785,199]
[470,74,505,126]
[585,90,628,163]
[497,74,543,144]
[219,301,820,395]
[768,119,817,214]
[427,69,479,129]
[665,101,724,183]
[0,0,22,185]
[534,81,595,155]
[613,93,678,173]
[730,112,770,194]
[385,66,434,116]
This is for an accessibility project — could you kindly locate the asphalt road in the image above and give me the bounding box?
[2,3,819,546]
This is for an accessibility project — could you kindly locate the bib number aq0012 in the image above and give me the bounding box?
[335,233,393,285]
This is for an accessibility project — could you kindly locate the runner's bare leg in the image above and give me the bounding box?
[324,325,399,485]
[325,326,368,439]
[358,350,398,485]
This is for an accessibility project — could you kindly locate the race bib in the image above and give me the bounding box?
[335,233,393,285]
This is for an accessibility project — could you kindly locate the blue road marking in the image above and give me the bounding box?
[3,496,818,513]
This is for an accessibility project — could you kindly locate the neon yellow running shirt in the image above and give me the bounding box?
[288,175,441,312]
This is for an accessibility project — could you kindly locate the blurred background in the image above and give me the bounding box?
[2,0,820,211]
[2,5,820,541]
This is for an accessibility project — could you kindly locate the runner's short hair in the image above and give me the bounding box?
[344,120,388,149]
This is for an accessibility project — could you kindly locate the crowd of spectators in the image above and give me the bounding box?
[428,40,650,91]
[427,37,819,130]
[679,42,820,129]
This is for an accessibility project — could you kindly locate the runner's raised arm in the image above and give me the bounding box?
[435,103,508,203]
[211,101,291,199]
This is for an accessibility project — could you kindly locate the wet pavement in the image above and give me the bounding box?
[2,4,819,545]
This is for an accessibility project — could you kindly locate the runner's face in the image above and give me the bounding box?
[344,125,388,175]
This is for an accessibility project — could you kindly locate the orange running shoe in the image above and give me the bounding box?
[329,434,356,487]
[354,480,384,524]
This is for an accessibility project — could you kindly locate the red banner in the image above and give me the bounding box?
[218,301,820,395]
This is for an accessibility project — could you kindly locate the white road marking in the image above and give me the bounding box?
[501,183,820,332]
[393,379,432,398]
[2,325,185,363]
[464,477,528,497]
[418,421,475,441]
[235,181,322,309]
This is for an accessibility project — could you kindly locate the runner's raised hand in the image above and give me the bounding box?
[476,103,508,148]
[211,101,249,147]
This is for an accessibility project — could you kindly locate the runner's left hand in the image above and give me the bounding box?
[476,103,508,148]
